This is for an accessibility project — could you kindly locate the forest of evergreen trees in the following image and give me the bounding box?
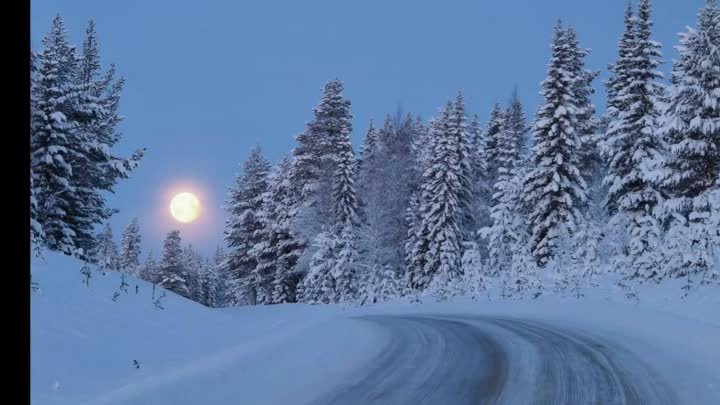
[31,0,720,307]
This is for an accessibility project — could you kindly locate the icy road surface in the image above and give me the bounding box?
[308,314,679,405]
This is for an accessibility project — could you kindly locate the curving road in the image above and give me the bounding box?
[308,315,680,405]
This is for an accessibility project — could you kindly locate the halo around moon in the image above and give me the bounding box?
[170,192,200,223]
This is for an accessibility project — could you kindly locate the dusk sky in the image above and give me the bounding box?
[30,0,705,257]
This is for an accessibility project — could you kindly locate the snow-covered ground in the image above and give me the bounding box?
[31,252,720,405]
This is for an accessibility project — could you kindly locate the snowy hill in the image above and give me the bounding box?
[31,252,389,405]
[31,252,720,405]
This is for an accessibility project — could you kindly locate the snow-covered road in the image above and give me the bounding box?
[309,314,678,405]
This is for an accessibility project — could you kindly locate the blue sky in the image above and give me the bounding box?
[31,0,705,257]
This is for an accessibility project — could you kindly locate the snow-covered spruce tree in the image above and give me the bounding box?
[524,22,591,267]
[469,114,484,172]
[356,119,380,190]
[566,26,603,284]
[546,224,579,297]
[659,0,720,282]
[357,113,417,294]
[270,156,305,304]
[481,92,539,298]
[93,223,119,274]
[600,2,637,272]
[407,100,466,299]
[566,27,600,181]
[467,113,491,251]
[404,115,437,296]
[140,250,160,285]
[460,242,488,300]
[378,266,400,302]
[159,230,189,298]
[30,15,85,257]
[119,217,142,276]
[605,1,636,125]
[300,232,336,304]
[381,114,417,275]
[403,189,425,293]
[452,93,476,245]
[252,155,304,304]
[195,257,217,307]
[73,19,144,257]
[224,145,271,305]
[30,51,45,256]
[30,16,143,260]
[482,103,505,192]
[183,244,203,302]
[328,96,360,304]
[403,115,430,269]
[355,119,389,291]
[358,264,382,305]
[211,246,229,306]
[292,79,358,304]
[603,0,666,281]
[290,80,353,261]
[206,258,221,308]
[248,233,273,305]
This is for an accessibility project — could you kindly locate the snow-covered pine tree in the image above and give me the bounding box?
[205,258,221,308]
[357,113,417,296]
[355,119,389,289]
[30,15,85,258]
[565,27,603,286]
[30,16,143,260]
[224,145,271,305]
[659,0,720,281]
[408,101,464,298]
[93,223,119,274]
[603,0,666,281]
[546,224,578,297]
[524,22,590,266]
[452,93,475,246]
[356,119,380,197]
[211,246,229,306]
[460,242,487,300]
[140,250,160,285]
[183,244,203,302]
[329,94,360,303]
[605,1,636,125]
[403,116,430,276]
[566,27,600,182]
[469,114,484,179]
[290,79,353,258]
[119,217,142,276]
[403,189,424,292]
[253,155,304,304]
[30,173,44,257]
[378,266,400,302]
[333,226,359,303]
[300,232,336,304]
[195,257,214,307]
[387,113,421,273]
[468,113,491,250]
[159,230,189,298]
[483,103,505,190]
[481,91,538,297]
[30,50,45,255]
[248,234,274,304]
[357,265,381,305]
[72,19,144,259]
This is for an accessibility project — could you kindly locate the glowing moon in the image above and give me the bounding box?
[170,192,200,223]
